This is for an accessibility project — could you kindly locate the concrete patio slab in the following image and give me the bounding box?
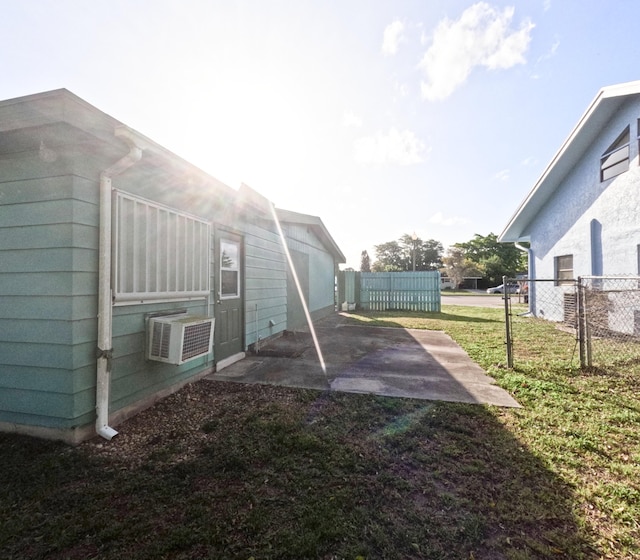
[207,315,520,408]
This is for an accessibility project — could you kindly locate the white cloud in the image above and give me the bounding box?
[419,2,535,101]
[537,37,560,63]
[342,110,363,128]
[531,37,559,79]
[429,212,469,226]
[494,169,510,182]
[382,20,405,55]
[354,128,428,166]
[394,81,409,98]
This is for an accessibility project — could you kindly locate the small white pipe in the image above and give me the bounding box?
[515,242,532,311]
[96,128,142,440]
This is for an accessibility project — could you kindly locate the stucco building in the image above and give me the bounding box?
[501,80,640,283]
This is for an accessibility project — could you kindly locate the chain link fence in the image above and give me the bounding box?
[579,276,640,369]
[504,276,640,370]
[503,278,580,369]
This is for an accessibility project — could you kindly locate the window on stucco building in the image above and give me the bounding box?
[637,119,640,165]
[600,126,630,181]
[555,254,574,286]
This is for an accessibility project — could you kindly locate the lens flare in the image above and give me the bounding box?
[270,203,328,380]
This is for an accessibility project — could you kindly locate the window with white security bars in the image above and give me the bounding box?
[113,191,211,304]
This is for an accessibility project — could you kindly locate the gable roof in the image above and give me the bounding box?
[0,88,237,201]
[276,208,346,263]
[234,183,345,263]
[499,80,640,242]
[2,89,347,264]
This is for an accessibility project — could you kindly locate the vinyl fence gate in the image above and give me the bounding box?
[503,275,640,370]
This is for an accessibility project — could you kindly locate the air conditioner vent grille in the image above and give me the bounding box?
[151,322,172,359]
[147,315,214,365]
[182,321,214,361]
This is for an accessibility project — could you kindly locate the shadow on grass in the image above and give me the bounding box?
[345,310,501,327]
[0,382,600,560]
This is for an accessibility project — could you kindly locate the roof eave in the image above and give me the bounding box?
[276,208,346,263]
[499,80,640,243]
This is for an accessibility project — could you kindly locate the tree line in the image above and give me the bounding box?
[359,232,527,288]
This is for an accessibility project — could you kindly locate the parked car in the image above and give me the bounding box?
[486,283,519,294]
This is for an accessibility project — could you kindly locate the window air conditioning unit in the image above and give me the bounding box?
[147,314,214,365]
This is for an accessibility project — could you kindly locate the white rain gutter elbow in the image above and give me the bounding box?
[96,127,143,440]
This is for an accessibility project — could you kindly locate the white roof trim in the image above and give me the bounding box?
[499,80,640,242]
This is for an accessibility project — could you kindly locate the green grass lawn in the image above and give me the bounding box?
[1,305,638,559]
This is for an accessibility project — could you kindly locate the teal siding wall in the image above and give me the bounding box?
[283,223,336,315]
[109,300,211,416]
[0,165,99,431]
[286,249,309,331]
[0,143,223,435]
[101,167,221,422]
[310,249,336,312]
[243,216,288,347]
[0,91,340,441]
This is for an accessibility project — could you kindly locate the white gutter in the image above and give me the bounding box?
[96,127,143,440]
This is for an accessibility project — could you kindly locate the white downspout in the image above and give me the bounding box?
[514,242,531,274]
[515,242,532,311]
[96,127,142,440]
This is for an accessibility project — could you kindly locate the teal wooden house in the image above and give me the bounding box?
[0,90,345,443]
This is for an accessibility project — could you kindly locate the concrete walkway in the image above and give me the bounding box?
[208,314,520,408]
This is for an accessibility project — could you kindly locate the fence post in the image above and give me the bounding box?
[503,275,513,368]
[577,278,586,369]
[583,278,593,368]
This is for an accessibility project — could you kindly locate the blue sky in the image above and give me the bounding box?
[2,1,639,268]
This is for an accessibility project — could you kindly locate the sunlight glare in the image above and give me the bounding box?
[269,202,328,379]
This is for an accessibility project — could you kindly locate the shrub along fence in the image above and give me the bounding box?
[338,271,441,313]
[504,276,640,370]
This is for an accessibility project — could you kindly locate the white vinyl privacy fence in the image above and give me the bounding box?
[339,271,441,313]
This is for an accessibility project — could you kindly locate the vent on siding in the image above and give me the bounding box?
[147,315,214,365]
